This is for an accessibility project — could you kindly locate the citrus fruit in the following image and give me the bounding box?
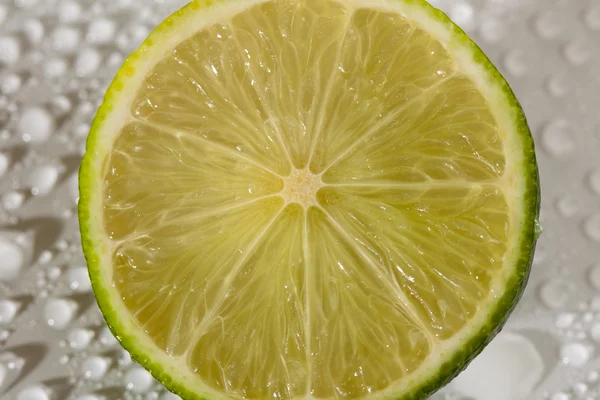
[78,0,540,399]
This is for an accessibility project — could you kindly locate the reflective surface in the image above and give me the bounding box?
[0,0,596,399]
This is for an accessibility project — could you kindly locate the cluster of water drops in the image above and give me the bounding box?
[0,0,190,398]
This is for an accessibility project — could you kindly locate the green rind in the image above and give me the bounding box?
[78,0,540,399]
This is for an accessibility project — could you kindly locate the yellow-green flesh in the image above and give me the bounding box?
[102,0,510,398]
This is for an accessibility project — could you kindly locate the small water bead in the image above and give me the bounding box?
[556,195,579,217]
[68,328,94,350]
[67,267,92,292]
[87,18,116,45]
[23,19,44,44]
[15,0,40,8]
[584,214,600,242]
[19,107,54,143]
[534,11,562,39]
[118,350,132,366]
[82,356,111,380]
[99,326,118,346]
[44,298,77,329]
[587,371,599,382]
[47,266,61,280]
[551,393,570,400]
[503,50,528,77]
[561,342,592,367]
[556,313,576,329]
[2,191,23,211]
[44,58,68,79]
[27,165,60,196]
[16,385,50,400]
[51,26,81,54]
[0,36,21,65]
[1,74,22,95]
[76,48,102,77]
[125,367,154,393]
[0,300,18,324]
[563,40,592,66]
[449,2,474,32]
[59,0,81,22]
[590,324,600,342]
[541,119,574,158]
[161,393,182,400]
[585,5,600,30]
[0,238,24,282]
[573,382,589,396]
[540,279,571,309]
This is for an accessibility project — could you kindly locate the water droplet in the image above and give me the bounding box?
[47,266,61,280]
[75,48,102,77]
[58,0,81,22]
[547,75,570,97]
[118,350,132,366]
[0,238,24,282]
[561,342,591,367]
[23,19,44,44]
[556,313,576,329]
[541,119,574,157]
[51,26,80,54]
[0,299,18,324]
[551,393,570,400]
[556,195,578,217]
[44,298,77,329]
[449,332,543,400]
[564,40,592,66]
[584,214,600,241]
[26,165,59,196]
[38,250,53,265]
[478,17,505,43]
[540,279,571,309]
[16,385,50,400]
[125,367,154,392]
[590,324,600,342]
[68,328,94,350]
[50,96,72,117]
[19,107,54,143]
[0,36,21,65]
[3,191,25,211]
[587,370,599,382]
[99,326,118,346]
[0,153,8,177]
[67,267,92,292]
[82,356,110,380]
[1,73,22,95]
[87,18,116,45]
[503,50,528,77]
[585,6,600,30]
[44,58,68,79]
[534,11,561,38]
[573,382,588,395]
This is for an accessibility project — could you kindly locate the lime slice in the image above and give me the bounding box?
[79,0,540,399]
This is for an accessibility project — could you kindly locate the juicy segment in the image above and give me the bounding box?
[102,0,511,398]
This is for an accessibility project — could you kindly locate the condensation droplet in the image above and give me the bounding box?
[68,328,94,350]
[556,195,578,217]
[1,74,22,95]
[67,267,92,292]
[0,36,21,65]
[99,326,118,346]
[19,107,54,143]
[16,385,50,400]
[503,50,528,77]
[0,153,8,177]
[550,393,570,400]
[44,298,77,329]
[82,356,110,380]
[563,40,592,66]
[584,214,600,241]
[561,342,592,367]
[59,0,81,23]
[556,313,576,329]
[547,75,570,97]
[479,17,505,43]
[449,2,474,32]
[585,5,600,30]
[0,299,18,324]
[23,19,44,44]
[539,279,571,309]
[26,165,59,196]
[161,393,182,400]
[3,191,25,211]
[573,382,589,395]
[125,367,154,393]
[534,11,562,39]
[587,370,599,382]
[44,58,68,79]
[541,119,574,157]
[87,18,116,45]
[0,238,24,282]
[51,26,80,54]
[76,48,102,77]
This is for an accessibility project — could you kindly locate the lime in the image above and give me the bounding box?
[79,0,540,399]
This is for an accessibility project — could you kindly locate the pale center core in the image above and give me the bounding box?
[281,168,324,207]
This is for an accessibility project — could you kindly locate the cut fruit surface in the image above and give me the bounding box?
[78,0,540,399]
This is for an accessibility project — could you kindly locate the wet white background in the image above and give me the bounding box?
[0,0,596,399]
